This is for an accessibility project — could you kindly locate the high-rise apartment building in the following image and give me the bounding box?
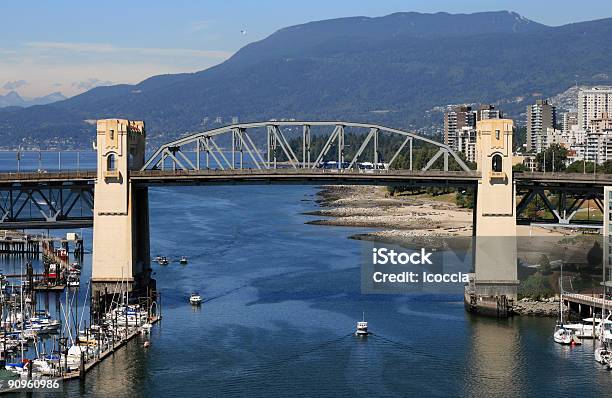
[578,87,612,130]
[476,104,502,121]
[444,106,476,150]
[444,104,500,152]
[526,99,556,153]
[561,112,578,134]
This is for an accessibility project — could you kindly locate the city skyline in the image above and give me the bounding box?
[3,1,612,98]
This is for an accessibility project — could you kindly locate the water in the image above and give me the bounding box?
[1,155,611,396]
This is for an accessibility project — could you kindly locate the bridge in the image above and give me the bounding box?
[0,168,606,229]
[0,118,609,316]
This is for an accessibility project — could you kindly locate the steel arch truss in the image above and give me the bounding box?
[0,182,94,229]
[142,121,470,172]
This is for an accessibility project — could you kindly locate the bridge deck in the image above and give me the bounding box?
[0,170,609,186]
[129,169,480,186]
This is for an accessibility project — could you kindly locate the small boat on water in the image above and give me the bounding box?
[180,256,188,265]
[553,324,580,345]
[190,293,202,305]
[157,256,169,265]
[355,312,369,336]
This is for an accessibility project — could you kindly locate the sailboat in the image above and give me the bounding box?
[553,262,581,345]
[595,263,612,365]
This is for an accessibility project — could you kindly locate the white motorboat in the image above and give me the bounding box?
[67,277,80,287]
[180,256,188,265]
[190,293,202,305]
[106,305,148,326]
[564,322,596,339]
[598,315,612,344]
[355,312,369,336]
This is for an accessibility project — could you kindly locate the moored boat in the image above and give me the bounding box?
[553,324,579,345]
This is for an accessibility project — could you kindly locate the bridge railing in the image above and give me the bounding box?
[131,168,480,178]
[0,170,96,182]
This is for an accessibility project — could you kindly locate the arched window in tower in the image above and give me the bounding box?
[107,153,117,171]
[492,154,502,173]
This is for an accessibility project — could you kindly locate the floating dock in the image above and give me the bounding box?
[62,316,161,381]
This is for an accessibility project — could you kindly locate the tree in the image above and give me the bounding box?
[566,160,612,174]
[455,188,474,208]
[535,144,568,172]
[513,163,528,172]
[539,254,552,275]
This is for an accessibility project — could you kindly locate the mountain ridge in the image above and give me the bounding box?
[2,11,612,148]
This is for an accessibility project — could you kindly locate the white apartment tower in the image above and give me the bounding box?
[578,87,612,130]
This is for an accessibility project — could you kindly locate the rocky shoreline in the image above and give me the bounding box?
[513,297,560,317]
[306,185,473,241]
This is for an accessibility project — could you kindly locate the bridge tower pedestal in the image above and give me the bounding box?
[91,119,153,298]
[466,119,519,316]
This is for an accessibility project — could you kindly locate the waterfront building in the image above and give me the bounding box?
[578,86,612,130]
[526,99,556,153]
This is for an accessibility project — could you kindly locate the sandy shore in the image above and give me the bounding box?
[305,185,573,248]
[306,186,473,241]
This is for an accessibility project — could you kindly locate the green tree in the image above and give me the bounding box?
[518,274,554,299]
[535,144,568,172]
[455,188,475,209]
[513,163,528,172]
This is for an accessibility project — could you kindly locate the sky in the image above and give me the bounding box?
[2,0,612,98]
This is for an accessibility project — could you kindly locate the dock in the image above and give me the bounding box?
[563,292,612,316]
[62,315,161,381]
[0,316,161,394]
[0,231,40,254]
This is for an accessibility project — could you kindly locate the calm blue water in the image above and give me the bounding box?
[1,153,611,397]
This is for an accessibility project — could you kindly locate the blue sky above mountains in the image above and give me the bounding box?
[2,0,611,98]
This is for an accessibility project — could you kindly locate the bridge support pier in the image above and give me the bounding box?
[465,119,519,317]
[91,119,154,300]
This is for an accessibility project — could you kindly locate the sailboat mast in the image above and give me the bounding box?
[559,261,563,325]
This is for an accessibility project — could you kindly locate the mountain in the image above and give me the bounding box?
[0,91,66,108]
[0,91,26,108]
[2,10,612,148]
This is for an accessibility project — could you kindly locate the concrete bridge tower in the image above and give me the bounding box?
[467,118,519,315]
[91,119,152,296]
